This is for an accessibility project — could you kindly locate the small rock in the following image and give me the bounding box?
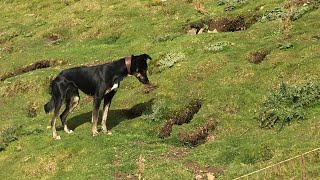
[198,28,204,34]
[207,29,218,33]
[195,174,203,180]
[187,28,197,35]
[206,173,215,180]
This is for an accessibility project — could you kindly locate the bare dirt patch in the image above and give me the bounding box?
[247,50,270,64]
[160,147,191,160]
[178,117,218,146]
[2,46,14,54]
[133,140,158,146]
[1,80,38,97]
[24,153,73,178]
[185,161,225,179]
[26,102,39,118]
[185,15,259,34]
[223,106,240,114]
[0,59,66,81]
[143,84,159,94]
[208,16,246,32]
[114,171,136,180]
[158,99,202,138]
[46,34,60,42]
[84,60,106,66]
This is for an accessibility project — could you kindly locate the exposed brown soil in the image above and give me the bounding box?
[46,34,60,42]
[186,15,257,34]
[185,161,225,179]
[143,84,158,94]
[26,102,39,118]
[178,117,218,146]
[158,99,202,138]
[133,140,158,146]
[158,121,173,138]
[114,171,136,180]
[247,50,270,64]
[223,106,240,114]
[0,59,66,81]
[160,147,191,160]
[2,46,14,53]
[1,80,38,97]
[186,13,262,35]
[284,0,310,9]
[209,16,246,32]
[85,60,106,66]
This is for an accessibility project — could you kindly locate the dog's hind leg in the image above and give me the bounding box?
[50,77,68,140]
[51,97,63,140]
[101,90,116,135]
[60,88,80,134]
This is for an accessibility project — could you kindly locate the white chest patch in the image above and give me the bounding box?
[105,83,119,94]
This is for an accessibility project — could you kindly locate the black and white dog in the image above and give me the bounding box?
[44,54,151,140]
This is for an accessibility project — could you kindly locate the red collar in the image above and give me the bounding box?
[125,57,132,75]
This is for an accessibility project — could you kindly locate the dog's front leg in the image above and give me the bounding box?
[92,96,102,136]
[102,90,116,134]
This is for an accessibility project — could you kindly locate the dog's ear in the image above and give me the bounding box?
[143,54,152,60]
[132,54,152,61]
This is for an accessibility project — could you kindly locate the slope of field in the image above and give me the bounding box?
[1,0,320,179]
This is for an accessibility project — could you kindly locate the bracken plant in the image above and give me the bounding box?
[256,82,320,130]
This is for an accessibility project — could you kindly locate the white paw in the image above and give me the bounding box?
[103,130,112,135]
[54,135,61,140]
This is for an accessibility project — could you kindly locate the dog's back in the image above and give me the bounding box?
[44,54,152,139]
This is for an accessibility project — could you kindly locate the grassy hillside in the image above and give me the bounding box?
[1,0,320,179]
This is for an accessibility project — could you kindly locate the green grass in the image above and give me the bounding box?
[1,0,320,179]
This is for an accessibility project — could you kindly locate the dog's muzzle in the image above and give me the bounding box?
[135,73,150,84]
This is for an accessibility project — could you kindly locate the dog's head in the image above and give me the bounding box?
[131,54,152,84]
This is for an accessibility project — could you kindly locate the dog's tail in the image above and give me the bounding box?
[44,78,58,114]
[44,97,54,113]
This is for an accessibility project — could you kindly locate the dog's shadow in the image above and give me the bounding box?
[65,99,154,131]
